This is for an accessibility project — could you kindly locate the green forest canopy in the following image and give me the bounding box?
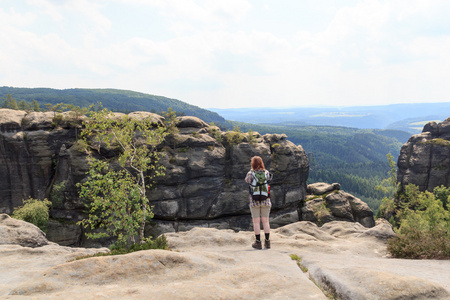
[0,87,226,124]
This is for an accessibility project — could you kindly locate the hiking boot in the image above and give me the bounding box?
[252,240,262,249]
[264,239,271,249]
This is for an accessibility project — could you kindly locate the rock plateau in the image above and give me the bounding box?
[1,214,449,300]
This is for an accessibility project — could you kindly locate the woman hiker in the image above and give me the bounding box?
[245,156,272,249]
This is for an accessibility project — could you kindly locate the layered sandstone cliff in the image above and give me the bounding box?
[0,109,309,246]
[397,118,450,191]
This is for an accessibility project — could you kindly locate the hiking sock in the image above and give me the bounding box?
[255,234,261,242]
[265,233,270,241]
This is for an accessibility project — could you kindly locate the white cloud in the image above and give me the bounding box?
[26,0,64,22]
[113,0,251,25]
[1,0,450,108]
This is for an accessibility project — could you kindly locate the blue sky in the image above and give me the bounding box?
[1,0,450,109]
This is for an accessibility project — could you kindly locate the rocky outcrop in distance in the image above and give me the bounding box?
[0,109,309,246]
[397,118,450,191]
[302,182,375,228]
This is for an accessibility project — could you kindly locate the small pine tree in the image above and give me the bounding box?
[32,100,40,112]
[18,100,31,111]
[2,94,19,110]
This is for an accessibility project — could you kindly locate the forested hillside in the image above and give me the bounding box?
[0,87,225,124]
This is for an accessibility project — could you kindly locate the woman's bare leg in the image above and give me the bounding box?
[252,217,261,235]
[261,217,270,234]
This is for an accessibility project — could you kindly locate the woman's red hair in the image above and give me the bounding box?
[251,156,265,171]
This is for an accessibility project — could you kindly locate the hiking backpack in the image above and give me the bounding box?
[249,170,272,202]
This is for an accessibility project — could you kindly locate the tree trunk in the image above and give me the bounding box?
[139,171,146,244]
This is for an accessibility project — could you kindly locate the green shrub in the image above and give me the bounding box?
[76,235,169,260]
[72,139,88,152]
[387,185,450,259]
[11,198,52,232]
[50,180,67,208]
[51,113,64,128]
[426,138,450,147]
[247,129,257,146]
[313,201,331,226]
[111,234,169,252]
[208,124,223,143]
[388,226,449,259]
[225,127,244,146]
[434,185,450,210]
[306,195,323,201]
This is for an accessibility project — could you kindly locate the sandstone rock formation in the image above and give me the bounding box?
[397,118,450,191]
[0,214,48,247]
[0,109,309,246]
[307,182,340,195]
[1,217,448,300]
[301,182,375,228]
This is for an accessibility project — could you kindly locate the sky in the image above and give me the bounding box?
[1,0,450,109]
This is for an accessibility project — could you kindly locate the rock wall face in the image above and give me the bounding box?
[397,118,450,192]
[0,109,79,213]
[0,109,309,246]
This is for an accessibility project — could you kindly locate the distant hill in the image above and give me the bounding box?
[0,87,226,125]
[210,103,450,134]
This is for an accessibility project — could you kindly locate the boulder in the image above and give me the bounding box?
[422,121,439,136]
[307,182,340,195]
[0,214,49,247]
[22,112,54,130]
[270,210,300,228]
[359,218,396,239]
[127,111,165,126]
[0,109,26,132]
[176,116,208,128]
[301,190,375,228]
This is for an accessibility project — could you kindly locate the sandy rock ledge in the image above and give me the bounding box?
[1,217,449,299]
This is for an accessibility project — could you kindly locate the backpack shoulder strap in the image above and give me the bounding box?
[265,170,273,182]
[249,170,257,187]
